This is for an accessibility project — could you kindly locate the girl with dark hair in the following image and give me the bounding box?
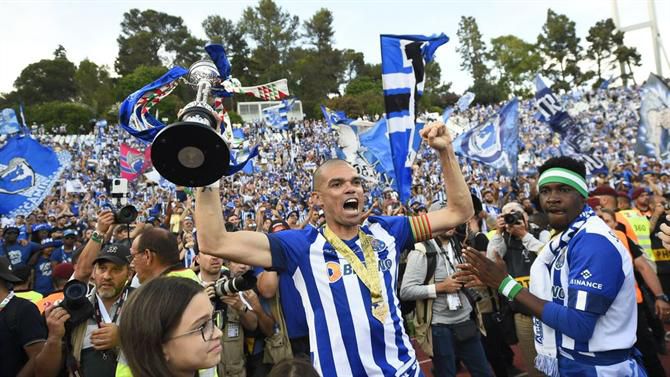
[119,277,222,377]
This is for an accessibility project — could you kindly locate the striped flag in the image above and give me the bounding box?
[380,33,449,203]
[224,79,290,101]
[262,99,295,130]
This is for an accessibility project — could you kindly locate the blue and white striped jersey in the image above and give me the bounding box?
[268,215,422,377]
[551,216,637,355]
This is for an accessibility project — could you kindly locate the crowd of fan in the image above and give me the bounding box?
[1,83,669,377]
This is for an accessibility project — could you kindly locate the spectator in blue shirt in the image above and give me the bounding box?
[0,226,41,267]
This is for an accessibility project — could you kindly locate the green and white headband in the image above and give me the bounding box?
[537,167,588,198]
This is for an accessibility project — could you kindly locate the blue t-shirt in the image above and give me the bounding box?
[50,247,75,264]
[33,255,53,295]
[0,241,41,267]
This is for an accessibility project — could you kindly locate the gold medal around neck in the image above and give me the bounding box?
[323,226,388,323]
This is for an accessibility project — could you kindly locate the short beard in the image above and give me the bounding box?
[97,285,123,299]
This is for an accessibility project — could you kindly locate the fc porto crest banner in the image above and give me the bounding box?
[452,98,520,176]
[0,135,71,217]
[120,143,152,181]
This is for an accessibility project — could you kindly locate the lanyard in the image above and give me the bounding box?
[94,288,128,326]
[0,291,15,312]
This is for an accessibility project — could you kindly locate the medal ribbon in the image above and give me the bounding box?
[323,226,387,322]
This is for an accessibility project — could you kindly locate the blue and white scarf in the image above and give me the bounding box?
[529,205,595,377]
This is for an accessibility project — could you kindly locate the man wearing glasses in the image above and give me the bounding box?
[34,243,133,377]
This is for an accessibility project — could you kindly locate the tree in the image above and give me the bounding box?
[537,9,588,92]
[611,24,642,87]
[585,18,619,87]
[240,0,300,82]
[304,8,335,53]
[75,59,115,116]
[488,35,541,97]
[456,16,489,84]
[202,15,255,83]
[27,101,95,133]
[419,61,455,112]
[13,55,77,105]
[115,9,204,75]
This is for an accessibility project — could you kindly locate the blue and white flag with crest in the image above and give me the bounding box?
[381,33,449,203]
[452,98,519,176]
[0,135,70,217]
[636,73,670,158]
[262,99,294,130]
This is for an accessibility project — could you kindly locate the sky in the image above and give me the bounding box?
[1,0,669,97]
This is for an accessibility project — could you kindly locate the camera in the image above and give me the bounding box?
[58,280,94,329]
[504,211,524,225]
[109,178,138,224]
[214,271,257,298]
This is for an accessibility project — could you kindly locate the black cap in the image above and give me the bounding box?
[93,243,131,266]
[0,257,21,283]
[3,226,19,234]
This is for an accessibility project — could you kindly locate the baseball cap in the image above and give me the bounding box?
[0,257,21,283]
[590,185,617,197]
[93,243,131,266]
[11,264,31,283]
[616,191,630,199]
[632,187,649,200]
[63,229,77,238]
[3,226,19,234]
[269,220,290,233]
[52,263,74,280]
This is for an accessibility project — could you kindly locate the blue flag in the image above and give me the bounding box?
[263,99,294,130]
[599,76,611,90]
[0,108,22,135]
[229,146,260,175]
[452,98,520,176]
[442,107,454,123]
[381,33,449,203]
[358,117,396,183]
[320,105,352,128]
[456,92,475,111]
[0,135,71,217]
[119,66,188,142]
[636,73,670,158]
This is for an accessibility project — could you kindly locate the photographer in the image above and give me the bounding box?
[400,201,493,377]
[486,202,545,377]
[197,252,259,377]
[34,243,133,377]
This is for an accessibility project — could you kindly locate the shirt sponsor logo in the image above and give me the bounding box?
[326,258,393,284]
[552,285,565,300]
[580,269,592,279]
[569,279,603,290]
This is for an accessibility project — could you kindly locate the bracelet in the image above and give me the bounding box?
[90,231,103,244]
[498,275,523,300]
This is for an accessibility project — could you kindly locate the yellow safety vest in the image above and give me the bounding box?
[15,290,43,303]
[618,209,654,261]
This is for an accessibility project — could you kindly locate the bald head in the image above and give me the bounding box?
[313,159,354,192]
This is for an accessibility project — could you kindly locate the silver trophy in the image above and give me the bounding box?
[151,60,230,187]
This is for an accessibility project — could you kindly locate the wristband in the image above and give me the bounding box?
[498,275,523,300]
[90,231,103,244]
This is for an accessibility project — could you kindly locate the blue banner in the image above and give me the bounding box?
[453,98,520,176]
[320,105,352,128]
[263,99,294,130]
[119,66,188,142]
[0,108,22,135]
[636,73,670,158]
[381,33,449,202]
[0,135,71,217]
[457,92,475,111]
[358,117,396,183]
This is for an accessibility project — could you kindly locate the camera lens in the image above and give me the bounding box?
[114,179,120,185]
[116,205,138,224]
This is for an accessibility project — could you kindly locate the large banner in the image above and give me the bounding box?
[636,73,670,158]
[381,33,449,202]
[0,135,71,217]
[120,144,152,181]
[453,98,520,176]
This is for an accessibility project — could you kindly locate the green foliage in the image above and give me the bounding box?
[457,16,489,83]
[227,110,243,124]
[27,101,95,133]
[537,9,587,92]
[115,9,204,75]
[489,35,541,96]
[240,0,300,83]
[419,61,455,111]
[75,59,115,116]
[13,55,77,105]
[202,15,255,83]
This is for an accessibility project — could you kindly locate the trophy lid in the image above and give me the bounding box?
[186,60,220,87]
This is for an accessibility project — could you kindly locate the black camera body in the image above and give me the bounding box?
[504,212,524,225]
[58,280,94,330]
[213,270,257,299]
